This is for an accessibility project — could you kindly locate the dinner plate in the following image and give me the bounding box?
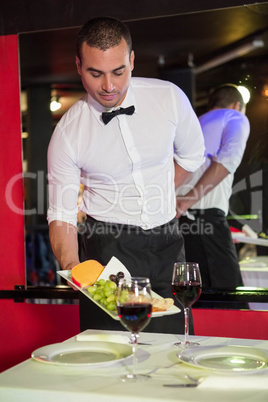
[177,346,268,373]
[57,270,180,320]
[231,234,268,247]
[31,341,133,367]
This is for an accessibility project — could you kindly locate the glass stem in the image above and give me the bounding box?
[184,307,190,344]
[131,332,138,377]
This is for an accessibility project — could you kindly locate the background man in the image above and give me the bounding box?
[177,84,250,290]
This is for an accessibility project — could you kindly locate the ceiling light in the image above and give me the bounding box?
[237,86,250,104]
[158,55,165,66]
[195,39,264,75]
[50,96,62,112]
[261,85,268,97]
[21,131,28,139]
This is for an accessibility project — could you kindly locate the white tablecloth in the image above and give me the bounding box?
[240,257,268,286]
[1,330,268,402]
[240,256,268,310]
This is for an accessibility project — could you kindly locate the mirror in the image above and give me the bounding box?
[19,5,268,307]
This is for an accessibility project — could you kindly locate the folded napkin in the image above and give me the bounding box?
[76,333,130,344]
[199,375,268,390]
[98,256,131,281]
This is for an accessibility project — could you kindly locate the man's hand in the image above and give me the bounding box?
[49,220,80,291]
[65,261,80,290]
[176,161,230,218]
[176,196,192,218]
[65,261,80,271]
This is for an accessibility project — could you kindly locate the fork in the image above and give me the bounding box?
[163,374,201,388]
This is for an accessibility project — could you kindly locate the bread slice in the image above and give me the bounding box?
[71,260,104,288]
[152,297,174,312]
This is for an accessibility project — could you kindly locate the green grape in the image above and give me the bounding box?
[100,298,108,306]
[104,288,113,297]
[87,285,97,294]
[109,281,117,290]
[107,294,116,303]
[86,277,119,312]
[119,295,128,304]
[93,293,102,301]
[96,279,106,286]
[107,301,117,310]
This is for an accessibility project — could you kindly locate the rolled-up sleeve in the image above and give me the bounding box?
[47,126,81,227]
[215,112,250,173]
[173,86,205,172]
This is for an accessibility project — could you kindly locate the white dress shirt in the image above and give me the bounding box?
[47,77,205,229]
[177,108,250,215]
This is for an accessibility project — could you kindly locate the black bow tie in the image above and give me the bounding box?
[102,105,135,125]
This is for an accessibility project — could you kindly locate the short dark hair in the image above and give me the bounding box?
[76,17,132,62]
[208,84,244,111]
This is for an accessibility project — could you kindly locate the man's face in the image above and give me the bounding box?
[76,39,135,109]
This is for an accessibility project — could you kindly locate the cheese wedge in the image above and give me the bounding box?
[71,260,104,288]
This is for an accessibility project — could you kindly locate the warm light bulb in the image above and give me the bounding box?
[261,85,268,97]
[237,86,250,104]
[50,97,61,112]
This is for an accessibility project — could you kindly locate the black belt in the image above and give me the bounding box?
[86,215,178,234]
[188,208,225,218]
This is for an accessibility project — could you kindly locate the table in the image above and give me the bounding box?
[240,256,268,310]
[240,256,268,288]
[1,330,268,402]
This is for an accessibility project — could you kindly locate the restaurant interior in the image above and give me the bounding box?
[1,0,268,373]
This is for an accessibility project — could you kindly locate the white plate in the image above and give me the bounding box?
[177,346,268,373]
[57,270,180,320]
[231,234,268,247]
[31,341,133,367]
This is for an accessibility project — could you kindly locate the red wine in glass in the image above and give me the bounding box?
[172,262,202,348]
[172,283,201,308]
[117,303,152,333]
[117,277,152,382]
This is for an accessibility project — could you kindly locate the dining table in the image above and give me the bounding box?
[240,256,268,288]
[0,329,268,402]
[239,256,268,310]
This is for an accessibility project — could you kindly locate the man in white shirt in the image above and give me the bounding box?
[177,84,250,290]
[47,17,205,332]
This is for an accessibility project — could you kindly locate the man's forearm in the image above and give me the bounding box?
[176,161,229,217]
[174,162,192,189]
[49,220,80,270]
[187,161,229,202]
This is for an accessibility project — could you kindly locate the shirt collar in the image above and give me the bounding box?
[87,81,137,126]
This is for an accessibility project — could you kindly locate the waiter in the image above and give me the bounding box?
[47,17,205,333]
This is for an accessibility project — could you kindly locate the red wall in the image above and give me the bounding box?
[0,35,80,373]
[0,35,25,288]
[193,309,268,340]
[0,34,267,375]
[0,301,80,372]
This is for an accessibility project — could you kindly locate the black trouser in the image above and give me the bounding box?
[78,216,194,334]
[179,208,244,290]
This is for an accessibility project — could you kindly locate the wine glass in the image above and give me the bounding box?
[171,262,202,348]
[117,277,152,382]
